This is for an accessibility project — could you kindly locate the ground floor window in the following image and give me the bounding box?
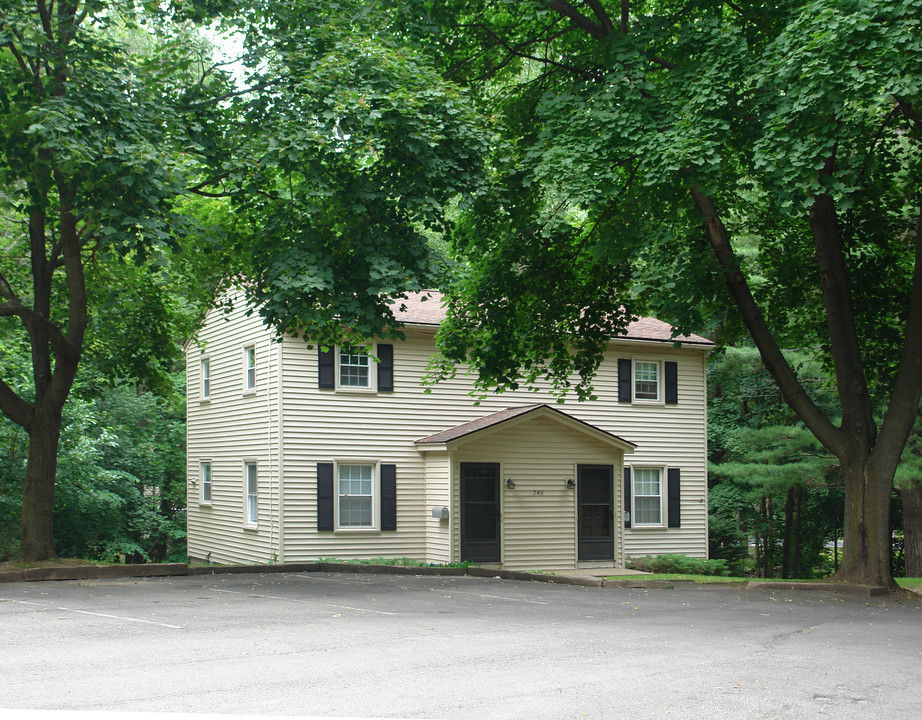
[245,462,258,525]
[201,461,212,504]
[633,468,662,525]
[338,463,373,527]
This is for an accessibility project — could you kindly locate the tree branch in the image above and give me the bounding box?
[688,183,847,456]
[583,0,616,35]
[876,194,922,468]
[0,376,33,431]
[546,0,609,40]
[809,154,875,451]
[896,96,922,136]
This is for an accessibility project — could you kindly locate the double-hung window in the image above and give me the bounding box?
[201,462,212,503]
[634,361,660,400]
[339,347,370,388]
[338,464,374,527]
[633,468,663,525]
[201,358,210,400]
[244,346,256,391]
[245,462,258,526]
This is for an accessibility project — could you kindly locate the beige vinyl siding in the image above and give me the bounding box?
[449,415,624,570]
[186,294,281,565]
[187,299,710,566]
[423,451,452,564]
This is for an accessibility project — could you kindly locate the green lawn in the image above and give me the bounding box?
[604,573,922,588]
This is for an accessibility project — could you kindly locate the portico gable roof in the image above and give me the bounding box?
[415,404,636,453]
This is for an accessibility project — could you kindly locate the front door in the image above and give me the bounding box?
[460,462,501,563]
[578,465,614,561]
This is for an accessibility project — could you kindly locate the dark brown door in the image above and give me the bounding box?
[578,465,614,561]
[460,462,501,563]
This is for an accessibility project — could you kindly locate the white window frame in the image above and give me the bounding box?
[632,467,664,527]
[633,360,661,402]
[334,460,379,530]
[201,461,212,504]
[243,345,256,392]
[200,357,211,401]
[244,461,258,527]
[337,345,374,391]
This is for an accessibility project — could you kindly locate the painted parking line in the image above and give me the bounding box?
[444,590,550,605]
[212,588,397,616]
[2,599,183,629]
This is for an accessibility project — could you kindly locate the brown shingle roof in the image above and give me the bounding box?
[390,291,713,346]
[415,403,636,449]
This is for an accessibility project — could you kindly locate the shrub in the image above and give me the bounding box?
[626,553,731,576]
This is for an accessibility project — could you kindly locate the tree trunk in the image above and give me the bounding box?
[19,407,62,561]
[902,479,922,578]
[781,486,795,579]
[832,457,897,588]
[793,486,803,578]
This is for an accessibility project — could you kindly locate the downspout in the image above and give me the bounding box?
[276,339,285,563]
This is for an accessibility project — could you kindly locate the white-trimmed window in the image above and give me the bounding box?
[201,461,212,503]
[201,358,210,400]
[245,462,258,526]
[633,468,663,525]
[339,347,370,388]
[244,346,256,391]
[634,361,660,401]
[338,463,374,527]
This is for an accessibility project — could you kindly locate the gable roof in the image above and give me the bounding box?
[390,291,713,347]
[415,404,636,452]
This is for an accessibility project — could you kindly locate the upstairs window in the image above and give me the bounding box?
[201,358,210,399]
[244,346,256,391]
[634,361,660,401]
[339,347,370,388]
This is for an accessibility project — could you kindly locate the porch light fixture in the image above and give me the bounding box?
[506,478,516,490]
[566,478,575,490]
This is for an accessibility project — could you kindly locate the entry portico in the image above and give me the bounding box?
[415,404,636,570]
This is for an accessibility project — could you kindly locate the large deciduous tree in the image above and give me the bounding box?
[415,0,922,588]
[0,1,231,560]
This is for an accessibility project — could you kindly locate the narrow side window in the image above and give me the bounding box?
[245,462,258,525]
[201,358,210,399]
[244,346,256,391]
[201,461,212,503]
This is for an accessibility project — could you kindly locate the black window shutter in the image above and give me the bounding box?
[665,361,678,405]
[381,464,397,531]
[623,467,632,528]
[317,463,334,531]
[618,359,632,402]
[318,348,335,389]
[378,344,394,392]
[667,468,681,528]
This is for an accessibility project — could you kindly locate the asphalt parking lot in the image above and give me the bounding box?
[2,572,921,719]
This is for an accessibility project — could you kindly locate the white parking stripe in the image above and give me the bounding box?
[4,599,183,628]
[212,588,397,616]
[446,591,550,605]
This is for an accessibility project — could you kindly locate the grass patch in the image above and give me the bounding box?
[897,577,922,589]
[604,573,814,583]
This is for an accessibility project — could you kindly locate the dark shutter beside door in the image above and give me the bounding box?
[618,359,632,402]
[318,348,335,389]
[377,344,394,392]
[623,466,632,528]
[665,361,678,405]
[317,462,334,531]
[667,468,681,527]
[381,463,397,531]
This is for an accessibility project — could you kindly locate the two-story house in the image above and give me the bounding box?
[185,290,713,570]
